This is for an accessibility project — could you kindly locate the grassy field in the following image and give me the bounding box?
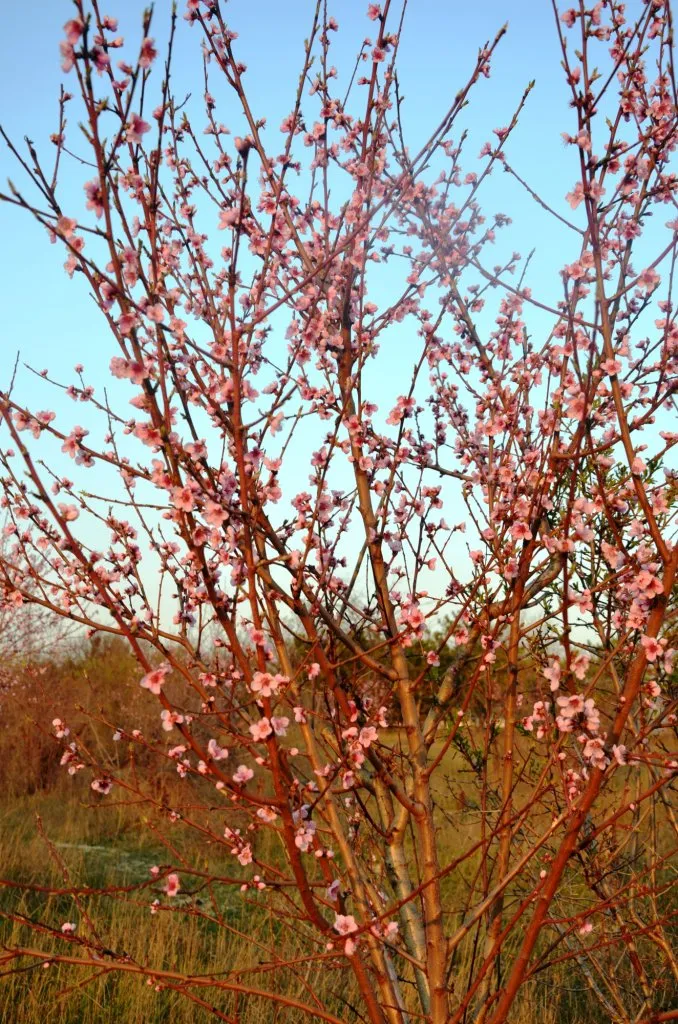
[1,648,676,1022]
[0,787,362,1024]
[0,779,634,1024]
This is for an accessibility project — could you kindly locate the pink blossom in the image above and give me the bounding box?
[249,718,273,741]
[250,671,287,697]
[565,181,585,209]
[84,178,104,218]
[60,41,75,72]
[358,726,378,748]
[511,521,531,541]
[641,635,664,662]
[565,260,587,281]
[92,47,110,72]
[555,693,599,734]
[63,19,83,44]
[582,736,608,770]
[140,663,171,695]
[219,208,239,229]
[565,393,587,420]
[271,716,289,736]
[334,913,358,935]
[523,701,548,739]
[160,709,184,731]
[58,503,80,522]
[56,215,77,239]
[237,844,253,866]
[111,354,150,382]
[127,113,151,145]
[334,913,358,953]
[65,242,83,274]
[146,302,165,323]
[543,660,561,691]
[60,743,84,775]
[557,693,586,719]
[139,37,158,68]
[638,267,660,293]
[165,873,180,897]
[233,764,254,784]
[207,738,228,760]
[399,603,425,632]
[234,136,252,156]
[386,396,415,426]
[574,129,591,151]
[204,500,228,526]
[612,744,627,766]
[571,652,590,681]
[171,486,195,512]
[61,428,88,458]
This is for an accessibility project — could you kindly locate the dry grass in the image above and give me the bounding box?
[0,781,606,1023]
[0,787,362,1023]
[0,648,675,1022]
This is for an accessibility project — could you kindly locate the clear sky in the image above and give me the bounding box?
[0,0,656,625]
[0,0,577,386]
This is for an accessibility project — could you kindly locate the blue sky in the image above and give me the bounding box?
[0,1,657,626]
[0,0,577,386]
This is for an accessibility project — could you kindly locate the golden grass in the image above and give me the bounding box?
[0,788,363,1023]
[1,652,675,1022]
[0,778,614,1024]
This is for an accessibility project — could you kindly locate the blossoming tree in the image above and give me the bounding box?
[1,1,678,1022]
